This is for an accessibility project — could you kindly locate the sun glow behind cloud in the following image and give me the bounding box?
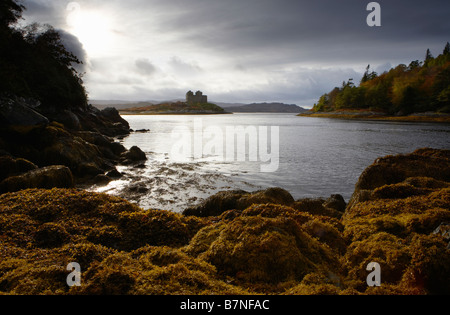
[66,2,116,58]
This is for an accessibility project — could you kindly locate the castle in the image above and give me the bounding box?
[186,90,207,105]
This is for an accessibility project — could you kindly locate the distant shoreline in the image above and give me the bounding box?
[298,110,450,123]
[120,111,233,115]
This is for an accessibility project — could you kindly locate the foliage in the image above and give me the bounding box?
[0,1,87,109]
[312,43,450,114]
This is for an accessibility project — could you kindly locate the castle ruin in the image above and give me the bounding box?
[186,90,207,105]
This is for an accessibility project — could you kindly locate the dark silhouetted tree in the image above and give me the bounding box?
[424,49,434,67]
[444,42,450,55]
[0,0,87,109]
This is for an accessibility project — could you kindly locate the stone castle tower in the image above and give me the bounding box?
[186,90,207,105]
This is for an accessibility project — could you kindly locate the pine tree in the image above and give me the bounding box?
[424,49,434,66]
[444,42,450,55]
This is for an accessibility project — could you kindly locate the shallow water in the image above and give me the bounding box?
[90,113,450,212]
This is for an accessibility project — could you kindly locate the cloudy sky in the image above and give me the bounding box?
[20,0,450,107]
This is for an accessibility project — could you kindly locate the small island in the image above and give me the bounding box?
[119,91,229,115]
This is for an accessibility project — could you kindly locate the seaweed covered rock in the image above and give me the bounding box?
[0,189,208,251]
[347,148,450,209]
[70,246,247,295]
[0,165,74,193]
[186,203,342,290]
[0,148,449,295]
[0,188,237,295]
[183,187,295,217]
[0,155,38,182]
[342,148,450,294]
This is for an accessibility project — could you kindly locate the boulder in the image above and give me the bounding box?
[75,131,126,159]
[36,125,108,178]
[293,196,344,219]
[93,174,112,186]
[0,96,49,134]
[0,156,38,181]
[183,187,295,217]
[120,146,147,165]
[186,204,339,284]
[347,148,450,210]
[0,165,74,193]
[323,194,347,213]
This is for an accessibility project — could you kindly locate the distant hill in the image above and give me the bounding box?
[91,100,308,113]
[223,102,308,113]
[90,100,184,110]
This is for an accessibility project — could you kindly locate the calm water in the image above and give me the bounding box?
[92,113,450,212]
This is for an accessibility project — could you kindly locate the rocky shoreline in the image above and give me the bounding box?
[0,147,449,295]
[0,95,147,192]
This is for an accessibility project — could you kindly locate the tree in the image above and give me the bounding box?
[0,0,24,29]
[444,42,450,55]
[424,49,434,67]
[408,60,421,71]
[0,2,87,109]
[361,64,378,84]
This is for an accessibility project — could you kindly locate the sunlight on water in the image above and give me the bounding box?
[89,113,450,212]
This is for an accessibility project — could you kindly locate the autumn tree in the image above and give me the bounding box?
[311,42,450,114]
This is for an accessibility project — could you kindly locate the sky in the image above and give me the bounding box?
[20,0,450,107]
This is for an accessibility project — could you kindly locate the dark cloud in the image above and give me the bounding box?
[18,0,450,105]
[58,29,88,72]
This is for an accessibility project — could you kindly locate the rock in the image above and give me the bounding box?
[183,187,295,217]
[97,107,131,136]
[186,204,339,284]
[0,96,49,134]
[347,148,450,210]
[93,174,112,186]
[323,194,347,213]
[75,131,126,159]
[66,106,131,138]
[36,125,108,178]
[294,197,343,219]
[342,149,450,294]
[106,169,123,179]
[0,165,74,193]
[120,146,147,164]
[0,156,38,181]
[45,109,82,130]
[135,129,150,133]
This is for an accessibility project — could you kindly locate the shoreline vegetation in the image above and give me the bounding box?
[298,109,450,123]
[305,43,450,123]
